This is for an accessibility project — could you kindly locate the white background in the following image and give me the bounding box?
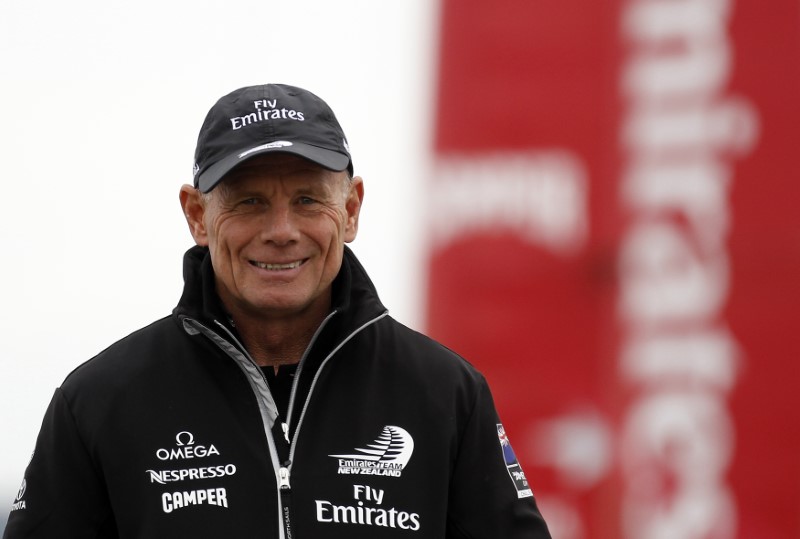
[0,0,436,510]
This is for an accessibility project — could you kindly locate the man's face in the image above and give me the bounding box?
[181,153,363,322]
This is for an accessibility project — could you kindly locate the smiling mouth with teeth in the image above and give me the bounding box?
[250,260,304,271]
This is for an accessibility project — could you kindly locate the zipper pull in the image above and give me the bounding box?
[271,418,291,465]
[279,465,291,491]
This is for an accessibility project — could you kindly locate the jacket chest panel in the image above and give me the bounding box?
[286,415,454,537]
[90,384,279,533]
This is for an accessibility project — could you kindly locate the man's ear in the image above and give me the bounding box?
[179,185,209,246]
[344,176,365,243]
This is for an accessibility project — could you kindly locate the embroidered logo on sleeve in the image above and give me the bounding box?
[497,424,533,498]
[11,478,27,512]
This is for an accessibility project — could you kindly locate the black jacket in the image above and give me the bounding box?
[4,246,550,538]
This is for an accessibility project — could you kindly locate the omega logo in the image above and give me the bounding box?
[156,431,220,461]
[175,431,194,446]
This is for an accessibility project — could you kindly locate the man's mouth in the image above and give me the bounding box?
[250,260,305,271]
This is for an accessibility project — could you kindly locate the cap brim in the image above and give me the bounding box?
[197,141,351,193]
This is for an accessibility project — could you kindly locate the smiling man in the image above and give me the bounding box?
[3,84,550,538]
[181,153,363,368]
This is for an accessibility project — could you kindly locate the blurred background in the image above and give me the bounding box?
[1,0,798,537]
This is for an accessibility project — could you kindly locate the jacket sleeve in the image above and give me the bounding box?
[3,389,116,538]
[446,379,551,539]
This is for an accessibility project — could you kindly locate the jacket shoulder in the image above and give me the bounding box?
[373,316,486,383]
[60,315,184,396]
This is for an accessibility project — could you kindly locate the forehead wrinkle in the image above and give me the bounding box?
[208,154,349,206]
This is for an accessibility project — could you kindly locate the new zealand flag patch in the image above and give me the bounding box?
[497,424,533,498]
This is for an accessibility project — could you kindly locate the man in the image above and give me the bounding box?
[4,84,550,538]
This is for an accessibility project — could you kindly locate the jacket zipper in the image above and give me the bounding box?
[275,311,388,538]
[183,310,389,538]
[210,319,306,539]
[183,318,287,538]
[192,315,338,539]
[279,466,292,539]
[263,311,337,539]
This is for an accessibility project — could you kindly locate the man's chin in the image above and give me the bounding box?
[239,292,327,321]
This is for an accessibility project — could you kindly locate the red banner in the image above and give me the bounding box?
[426,1,800,537]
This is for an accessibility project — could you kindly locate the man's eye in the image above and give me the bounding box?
[298,196,316,205]
[240,198,260,205]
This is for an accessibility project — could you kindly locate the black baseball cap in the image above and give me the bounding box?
[193,84,353,193]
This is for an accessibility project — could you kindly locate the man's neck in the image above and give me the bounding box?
[226,298,332,368]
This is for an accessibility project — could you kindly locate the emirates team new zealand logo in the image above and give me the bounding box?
[329,425,414,478]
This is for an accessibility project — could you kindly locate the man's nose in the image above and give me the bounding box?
[259,205,299,245]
